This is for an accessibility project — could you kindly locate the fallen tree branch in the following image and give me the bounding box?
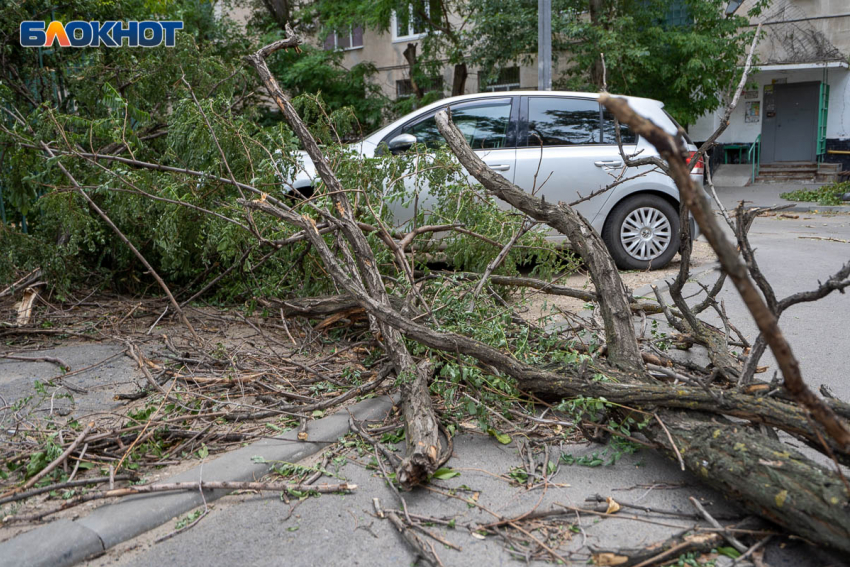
[689,496,747,553]
[0,354,69,371]
[600,93,850,450]
[244,27,443,488]
[591,531,724,567]
[18,422,92,493]
[434,109,644,372]
[0,474,136,506]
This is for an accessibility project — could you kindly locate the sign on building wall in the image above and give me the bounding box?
[744,90,759,99]
[745,101,760,123]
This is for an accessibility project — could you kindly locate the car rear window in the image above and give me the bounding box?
[525,97,637,146]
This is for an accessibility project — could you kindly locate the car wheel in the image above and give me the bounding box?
[602,194,680,270]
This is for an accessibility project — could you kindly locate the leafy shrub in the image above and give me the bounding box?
[780,181,850,206]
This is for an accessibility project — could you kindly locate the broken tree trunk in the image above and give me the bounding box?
[649,412,850,552]
[397,360,441,488]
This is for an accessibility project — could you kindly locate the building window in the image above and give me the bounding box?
[323,26,364,50]
[396,77,444,99]
[666,0,691,28]
[479,67,521,92]
[392,3,433,42]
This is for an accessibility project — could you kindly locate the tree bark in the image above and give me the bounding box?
[260,0,291,30]
[403,43,425,100]
[397,360,441,488]
[451,62,467,96]
[648,412,850,553]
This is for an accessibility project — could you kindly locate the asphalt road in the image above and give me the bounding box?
[695,212,850,402]
[82,212,850,567]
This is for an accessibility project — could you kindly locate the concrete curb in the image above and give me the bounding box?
[0,395,395,567]
[782,205,850,213]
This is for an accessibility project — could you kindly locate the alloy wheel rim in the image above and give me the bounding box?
[619,206,672,261]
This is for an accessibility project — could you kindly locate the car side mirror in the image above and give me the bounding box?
[388,133,417,154]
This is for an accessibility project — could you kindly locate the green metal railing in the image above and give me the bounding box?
[748,134,761,183]
[817,81,829,162]
[747,134,761,182]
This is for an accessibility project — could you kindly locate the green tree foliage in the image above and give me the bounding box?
[553,0,770,126]
[305,0,767,125]
[0,1,370,288]
[0,0,568,300]
[470,0,769,126]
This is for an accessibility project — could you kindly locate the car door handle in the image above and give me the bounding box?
[488,164,511,171]
[594,160,623,167]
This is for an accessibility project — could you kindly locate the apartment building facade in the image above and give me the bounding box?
[689,0,850,173]
[318,6,538,100]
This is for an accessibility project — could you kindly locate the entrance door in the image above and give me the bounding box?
[761,82,819,164]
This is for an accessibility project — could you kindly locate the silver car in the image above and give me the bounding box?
[291,91,703,270]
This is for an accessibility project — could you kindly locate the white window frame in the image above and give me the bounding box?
[483,81,520,93]
[326,27,363,51]
[392,4,430,43]
[480,67,521,92]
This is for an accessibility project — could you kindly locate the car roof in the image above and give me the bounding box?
[424,90,664,108]
[365,90,666,145]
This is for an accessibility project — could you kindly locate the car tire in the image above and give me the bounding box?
[602,194,680,270]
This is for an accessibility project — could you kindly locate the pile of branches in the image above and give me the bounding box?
[0,298,397,504]
[241,29,850,554]
[2,25,849,560]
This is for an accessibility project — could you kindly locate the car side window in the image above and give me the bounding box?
[526,97,601,146]
[450,100,512,150]
[402,99,512,150]
[601,109,637,144]
[403,110,445,149]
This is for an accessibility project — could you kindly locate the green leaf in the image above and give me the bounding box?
[717,547,742,559]
[487,428,512,445]
[197,445,209,459]
[312,410,324,418]
[432,467,460,480]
